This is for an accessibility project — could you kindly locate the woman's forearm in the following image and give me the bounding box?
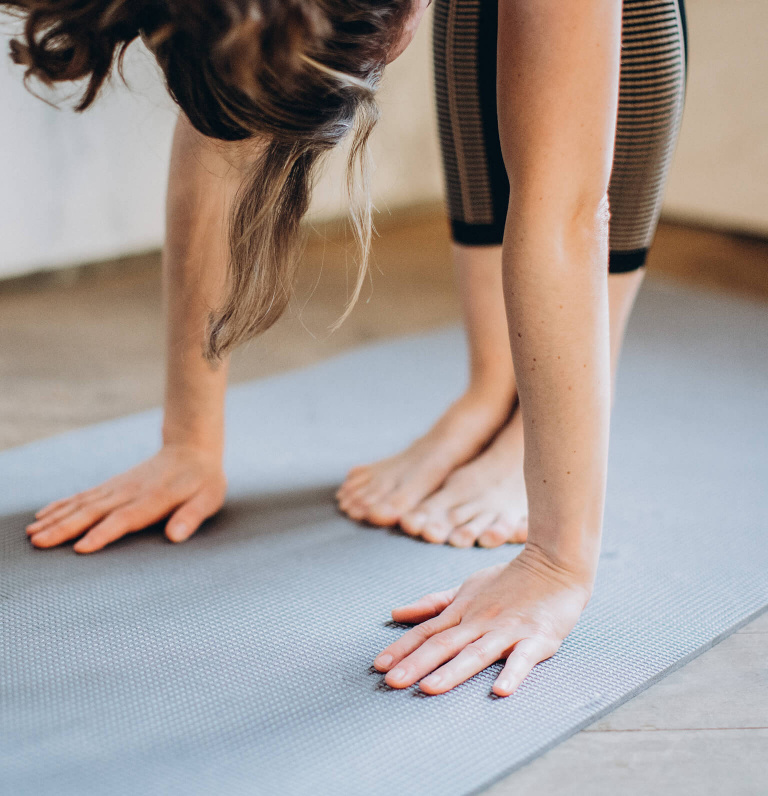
[161,114,247,457]
[503,203,611,578]
[497,0,622,579]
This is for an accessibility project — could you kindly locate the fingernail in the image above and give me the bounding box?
[422,674,441,688]
[388,666,406,682]
[410,513,426,529]
[168,523,188,542]
[375,654,393,669]
[497,680,512,694]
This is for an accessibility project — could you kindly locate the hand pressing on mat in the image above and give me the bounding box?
[25,118,241,555]
[373,546,592,696]
[25,444,227,553]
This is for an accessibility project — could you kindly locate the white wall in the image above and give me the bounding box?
[1,1,766,279]
[0,14,441,279]
[0,34,177,277]
[662,0,768,234]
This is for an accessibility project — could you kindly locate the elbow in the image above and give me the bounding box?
[509,185,611,261]
[570,191,611,246]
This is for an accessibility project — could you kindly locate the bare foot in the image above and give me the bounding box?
[400,407,528,548]
[336,385,514,527]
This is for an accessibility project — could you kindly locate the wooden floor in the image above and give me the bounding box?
[2,211,767,793]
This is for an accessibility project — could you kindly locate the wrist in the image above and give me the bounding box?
[521,538,598,591]
[162,420,224,461]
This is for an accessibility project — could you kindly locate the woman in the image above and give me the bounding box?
[9,0,687,697]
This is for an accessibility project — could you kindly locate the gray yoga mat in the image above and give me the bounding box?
[2,276,767,796]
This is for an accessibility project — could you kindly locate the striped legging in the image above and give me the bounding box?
[433,0,688,272]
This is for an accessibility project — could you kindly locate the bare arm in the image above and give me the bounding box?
[498,0,619,574]
[162,114,234,459]
[375,0,621,694]
[27,114,249,552]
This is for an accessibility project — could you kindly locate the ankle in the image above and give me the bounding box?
[464,374,516,411]
[447,386,514,435]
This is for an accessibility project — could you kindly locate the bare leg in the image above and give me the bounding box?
[399,268,645,546]
[337,243,515,525]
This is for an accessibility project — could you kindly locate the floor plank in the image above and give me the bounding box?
[739,612,768,634]
[586,630,768,731]
[486,729,768,796]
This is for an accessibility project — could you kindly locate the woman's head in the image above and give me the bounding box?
[5,0,423,359]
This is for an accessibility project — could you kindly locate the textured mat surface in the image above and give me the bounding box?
[2,276,767,796]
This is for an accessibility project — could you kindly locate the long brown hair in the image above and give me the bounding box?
[4,0,413,360]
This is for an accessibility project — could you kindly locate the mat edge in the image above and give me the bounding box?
[470,600,768,795]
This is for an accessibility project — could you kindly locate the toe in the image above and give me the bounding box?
[420,519,452,545]
[341,501,368,521]
[448,511,496,548]
[346,481,399,523]
[498,511,528,544]
[338,470,372,498]
[345,465,372,482]
[400,511,428,536]
[367,486,425,527]
[401,490,456,542]
[509,521,528,544]
[449,501,483,528]
[447,526,476,548]
[477,524,509,548]
[366,500,399,527]
[340,488,380,520]
[337,490,363,515]
[338,470,372,496]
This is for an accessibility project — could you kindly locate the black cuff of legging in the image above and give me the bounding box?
[450,220,505,246]
[609,248,648,273]
[450,223,649,274]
